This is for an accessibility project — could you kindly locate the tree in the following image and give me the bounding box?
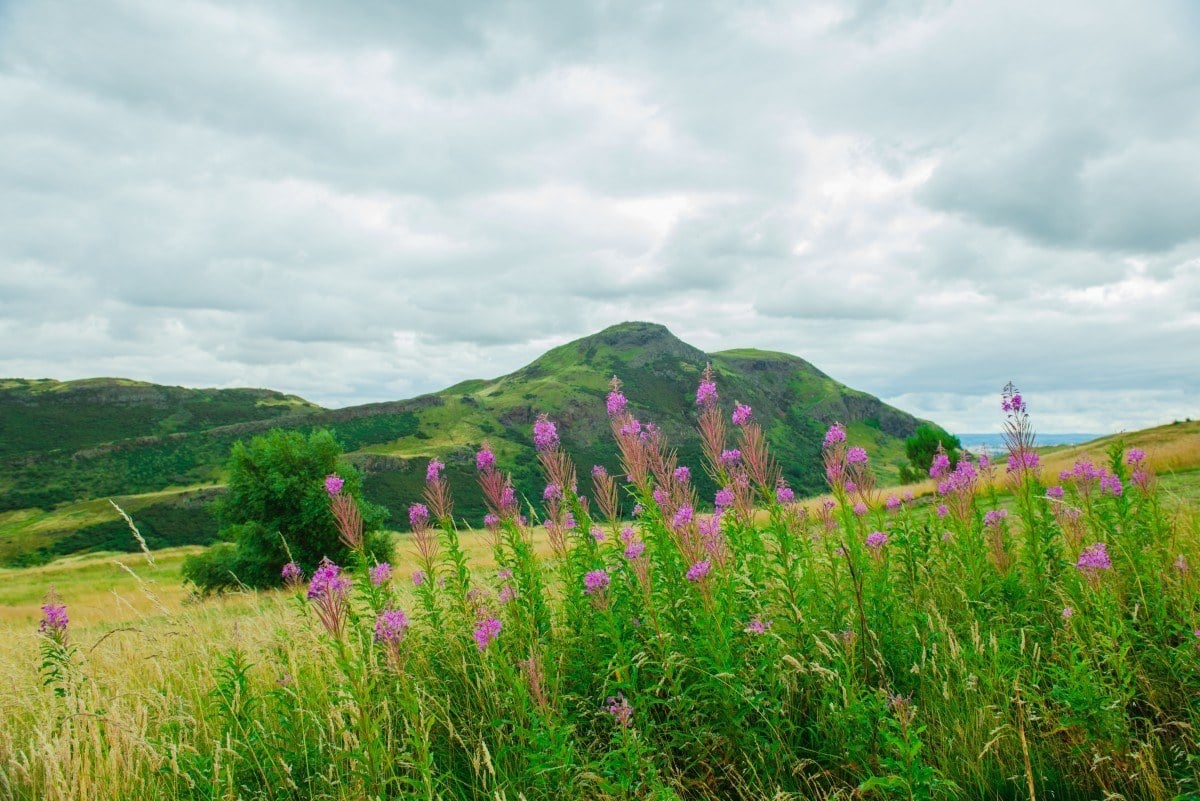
[183,429,389,592]
[902,424,962,482]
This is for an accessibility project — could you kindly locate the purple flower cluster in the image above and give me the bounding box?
[823,423,846,448]
[474,616,503,651]
[673,466,691,484]
[369,562,393,587]
[606,390,628,418]
[686,560,712,583]
[776,484,795,504]
[937,460,978,497]
[672,504,694,528]
[426,459,444,483]
[476,447,496,473]
[409,503,430,529]
[714,487,735,511]
[624,540,646,560]
[374,609,410,644]
[583,569,610,595]
[695,380,718,408]
[1126,448,1146,465]
[720,449,741,466]
[533,415,559,452]
[592,464,608,478]
[1046,485,1065,499]
[1006,451,1040,474]
[282,561,303,587]
[543,483,563,501]
[605,693,633,727]
[846,447,868,466]
[1001,391,1026,414]
[929,452,951,479]
[983,509,1008,528]
[1099,473,1123,497]
[324,474,344,496]
[39,602,68,636]
[885,496,901,513]
[411,570,427,586]
[865,531,888,549]
[1076,542,1112,574]
[307,560,350,600]
[732,403,753,427]
[744,616,771,635]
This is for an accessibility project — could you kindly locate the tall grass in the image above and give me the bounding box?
[3,376,1199,800]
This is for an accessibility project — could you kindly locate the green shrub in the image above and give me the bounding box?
[182,429,390,592]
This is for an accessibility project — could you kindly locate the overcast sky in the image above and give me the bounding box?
[1,1,1197,433]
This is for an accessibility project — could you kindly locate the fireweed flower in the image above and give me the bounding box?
[282,561,303,589]
[1062,606,1074,620]
[673,465,691,484]
[984,509,1008,528]
[936,504,949,518]
[652,487,669,506]
[624,540,646,560]
[426,459,444,483]
[1007,451,1040,474]
[476,447,496,473]
[369,562,393,587]
[686,560,712,583]
[823,423,847,448]
[39,602,69,637]
[499,486,516,510]
[1046,485,1065,499]
[885,496,901,512]
[532,415,559,452]
[409,503,430,529]
[714,487,735,511]
[732,403,753,427]
[483,513,500,530]
[929,453,951,479]
[498,584,517,604]
[474,617,503,652]
[543,483,563,501]
[672,504,694,528]
[590,526,605,542]
[620,526,636,543]
[1099,473,1123,497]
[847,447,868,466]
[583,569,610,595]
[308,560,352,638]
[374,608,410,645]
[1126,448,1146,465]
[592,464,608,478]
[324,474,344,496]
[606,390,628,418]
[866,531,888,549]
[1076,542,1112,574]
[632,503,644,517]
[412,570,427,586]
[853,502,868,517]
[720,449,742,467]
[776,484,795,504]
[605,694,633,728]
[744,617,771,634]
[696,380,718,408]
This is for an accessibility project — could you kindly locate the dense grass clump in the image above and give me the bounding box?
[6,373,1200,800]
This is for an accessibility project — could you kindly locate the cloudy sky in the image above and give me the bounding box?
[1,1,1198,433]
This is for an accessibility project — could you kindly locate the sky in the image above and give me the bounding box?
[1,1,1198,434]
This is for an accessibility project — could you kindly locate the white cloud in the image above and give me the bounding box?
[0,0,1197,431]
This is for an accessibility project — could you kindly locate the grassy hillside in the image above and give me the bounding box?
[0,323,931,564]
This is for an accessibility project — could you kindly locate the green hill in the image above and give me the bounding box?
[0,323,933,565]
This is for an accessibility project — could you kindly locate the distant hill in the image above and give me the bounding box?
[0,322,933,565]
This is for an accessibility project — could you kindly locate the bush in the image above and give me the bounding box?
[903,423,962,477]
[183,429,390,592]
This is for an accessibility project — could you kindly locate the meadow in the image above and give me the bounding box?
[3,377,1199,800]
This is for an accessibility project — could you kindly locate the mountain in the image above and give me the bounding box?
[0,323,932,565]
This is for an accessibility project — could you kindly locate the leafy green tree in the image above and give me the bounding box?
[902,424,962,480]
[183,429,389,592]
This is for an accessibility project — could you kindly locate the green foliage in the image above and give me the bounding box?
[182,429,390,591]
[903,424,962,478]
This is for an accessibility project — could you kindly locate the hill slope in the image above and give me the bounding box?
[0,323,931,564]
